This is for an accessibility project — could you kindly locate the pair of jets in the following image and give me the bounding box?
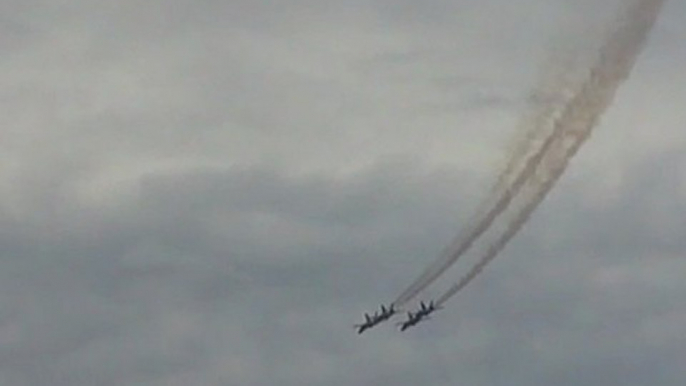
[355,301,442,334]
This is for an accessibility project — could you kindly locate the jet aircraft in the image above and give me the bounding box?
[355,304,397,334]
[398,301,441,331]
[414,301,441,318]
[355,312,378,334]
[398,311,424,331]
[376,304,397,322]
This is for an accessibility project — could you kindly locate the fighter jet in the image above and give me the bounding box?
[355,312,379,334]
[414,301,442,319]
[354,304,397,334]
[398,311,424,331]
[398,301,442,331]
[376,304,397,322]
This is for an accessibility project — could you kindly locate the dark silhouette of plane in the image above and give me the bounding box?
[398,311,421,331]
[355,304,397,334]
[355,312,378,334]
[414,301,441,318]
[398,301,442,331]
[377,304,397,322]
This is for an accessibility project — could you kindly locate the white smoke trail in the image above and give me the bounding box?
[436,129,600,306]
[484,3,615,209]
[393,46,594,307]
[393,120,569,306]
[492,55,587,196]
[392,0,665,308]
[435,0,666,306]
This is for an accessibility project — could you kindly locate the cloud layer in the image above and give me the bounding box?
[0,1,685,385]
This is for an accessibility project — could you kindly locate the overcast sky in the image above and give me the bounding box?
[1,1,685,385]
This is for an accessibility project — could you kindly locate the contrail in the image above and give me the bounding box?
[392,0,665,308]
[393,122,567,306]
[492,54,587,197]
[437,127,603,306]
[393,62,586,306]
[435,0,666,307]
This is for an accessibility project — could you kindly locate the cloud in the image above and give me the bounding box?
[1,154,685,385]
[0,0,685,385]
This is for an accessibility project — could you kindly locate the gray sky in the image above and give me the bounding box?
[1,1,685,385]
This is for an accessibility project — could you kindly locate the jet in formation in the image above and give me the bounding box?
[398,301,442,331]
[355,304,396,334]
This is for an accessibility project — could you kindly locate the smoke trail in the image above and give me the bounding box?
[492,55,586,196]
[437,128,596,306]
[393,0,664,308]
[435,0,666,306]
[391,20,597,308]
[393,108,574,306]
[393,52,593,306]
[486,4,616,207]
